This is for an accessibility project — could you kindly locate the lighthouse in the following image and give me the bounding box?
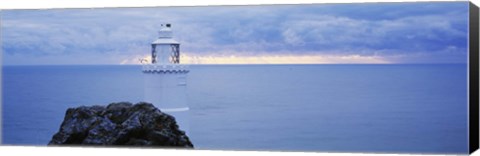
[142,23,190,134]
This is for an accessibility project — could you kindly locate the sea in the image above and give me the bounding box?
[1,64,469,154]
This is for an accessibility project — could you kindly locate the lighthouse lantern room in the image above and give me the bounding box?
[142,23,190,134]
[151,23,180,64]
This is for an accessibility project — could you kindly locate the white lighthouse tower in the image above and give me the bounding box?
[142,23,190,134]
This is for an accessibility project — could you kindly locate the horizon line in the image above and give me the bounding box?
[1,63,469,66]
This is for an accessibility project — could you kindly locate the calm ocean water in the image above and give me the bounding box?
[1,64,468,154]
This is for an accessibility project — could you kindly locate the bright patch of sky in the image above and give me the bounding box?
[1,2,469,65]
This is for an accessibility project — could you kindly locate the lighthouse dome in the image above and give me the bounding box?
[152,24,179,45]
[158,24,173,38]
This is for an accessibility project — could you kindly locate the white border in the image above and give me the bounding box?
[0,0,473,9]
[0,0,478,156]
[0,146,467,156]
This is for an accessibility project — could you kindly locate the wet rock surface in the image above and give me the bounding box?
[49,102,193,148]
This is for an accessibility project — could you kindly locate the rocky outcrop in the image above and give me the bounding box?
[49,102,193,148]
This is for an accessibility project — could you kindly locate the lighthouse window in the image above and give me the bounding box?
[177,77,186,86]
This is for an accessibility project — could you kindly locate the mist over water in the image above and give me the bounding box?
[2,64,468,154]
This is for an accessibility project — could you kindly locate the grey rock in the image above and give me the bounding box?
[49,102,193,148]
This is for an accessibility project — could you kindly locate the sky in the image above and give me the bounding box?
[0,2,470,65]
